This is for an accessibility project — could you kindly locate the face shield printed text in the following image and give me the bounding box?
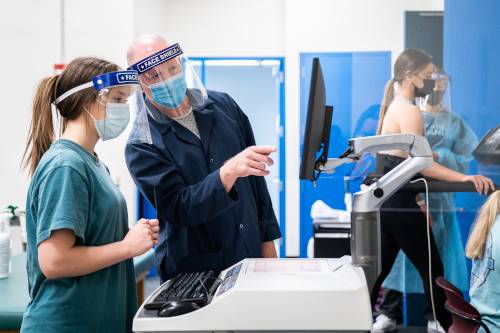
[116,72,138,84]
[131,44,183,73]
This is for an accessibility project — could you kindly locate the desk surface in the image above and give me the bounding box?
[0,250,154,330]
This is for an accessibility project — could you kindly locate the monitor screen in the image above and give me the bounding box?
[473,124,500,165]
[299,58,333,181]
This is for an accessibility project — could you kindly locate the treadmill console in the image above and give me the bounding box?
[133,258,372,332]
[474,125,500,165]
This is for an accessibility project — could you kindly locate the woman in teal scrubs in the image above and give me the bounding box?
[21,57,159,332]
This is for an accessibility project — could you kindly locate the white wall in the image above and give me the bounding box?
[132,0,285,57]
[0,0,60,212]
[0,0,137,225]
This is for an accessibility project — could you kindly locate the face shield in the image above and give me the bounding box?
[417,72,451,113]
[416,71,455,148]
[53,70,152,144]
[128,43,207,121]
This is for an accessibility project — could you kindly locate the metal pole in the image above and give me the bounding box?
[60,0,65,64]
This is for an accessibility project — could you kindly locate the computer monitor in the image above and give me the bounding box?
[299,58,334,181]
[473,124,500,165]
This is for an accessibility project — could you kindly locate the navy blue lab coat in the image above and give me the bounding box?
[125,90,281,281]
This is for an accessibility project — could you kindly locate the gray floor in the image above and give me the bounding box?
[397,328,426,332]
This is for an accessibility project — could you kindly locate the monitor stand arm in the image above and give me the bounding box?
[320,134,433,292]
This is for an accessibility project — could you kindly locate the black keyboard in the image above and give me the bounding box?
[144,271,220,310]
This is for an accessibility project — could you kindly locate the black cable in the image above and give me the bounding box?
[209,276,223,284]
[196,277,210,304]
[339,146,354,159]
[196,275,223,304]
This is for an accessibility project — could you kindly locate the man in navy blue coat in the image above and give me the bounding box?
[125,34,281,281]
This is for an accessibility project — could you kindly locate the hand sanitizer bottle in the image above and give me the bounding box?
[0,215,10,279]
[8,206,24,256]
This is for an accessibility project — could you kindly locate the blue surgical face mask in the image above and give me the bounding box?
[88,103,130,141]
[149,73,187,109]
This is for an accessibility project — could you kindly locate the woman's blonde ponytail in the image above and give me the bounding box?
[376,78,395,135]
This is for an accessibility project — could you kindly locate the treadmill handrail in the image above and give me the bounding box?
[349,134,432,158]
[399,180,500,193]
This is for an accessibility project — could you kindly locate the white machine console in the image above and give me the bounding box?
[134,134,434,333]
[133,257,372,332]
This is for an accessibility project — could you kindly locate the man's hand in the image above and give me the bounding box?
[220,146,276,192]
[261,241,278,258]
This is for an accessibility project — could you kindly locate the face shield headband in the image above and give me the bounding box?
[127,43,183,74]
[54,70,140,105]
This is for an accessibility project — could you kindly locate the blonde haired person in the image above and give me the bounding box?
[466,190,500,333]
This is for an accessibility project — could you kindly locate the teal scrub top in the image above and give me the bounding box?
[470,214,500,333]
[21,140,137,333]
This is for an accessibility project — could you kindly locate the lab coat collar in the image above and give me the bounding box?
[146,94,214,134]
[146,95,215,152]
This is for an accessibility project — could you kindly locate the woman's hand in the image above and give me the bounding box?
[461,174,494,195]
[419,204,433,227]
[416,196,433,227]
[122,219,155,257]
[146,219,160,245]
[39,221,158,280]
